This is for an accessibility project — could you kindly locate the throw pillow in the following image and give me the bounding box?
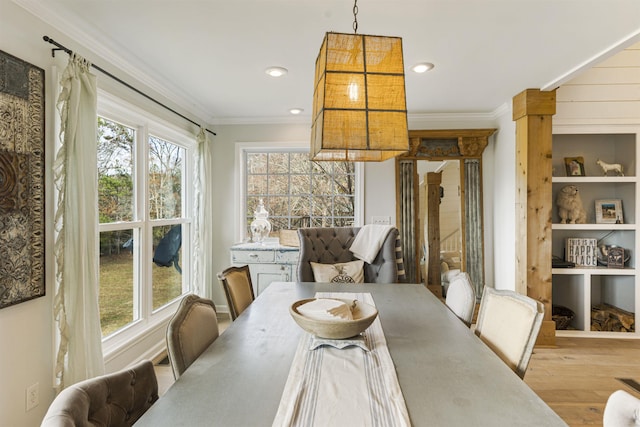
[310,260,365,283]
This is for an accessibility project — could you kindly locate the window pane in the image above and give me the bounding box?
[290,152,310,173]
[98,117,134,223]
[267,174,289,195]
[152,225,183,309]
[290,174,311,194]
[312,196,332,216]
[334,161,355,174]
[245,150,355,234]
[247,153,267,174]
[333,174,354,194]
[290,196,309,217]
[268,152,289,174]
[99,229,135,336]
[247,174,267,195]
[269,196,288,218]
[270,217,289,232]
[149,136,183,220]
[334,195,355,215]
[311,174,332,195]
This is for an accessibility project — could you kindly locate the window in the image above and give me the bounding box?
[97,94,193,340]
[241,146,362,239]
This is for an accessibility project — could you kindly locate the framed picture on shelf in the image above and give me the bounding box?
[564,157,585,176]
[595,199,624,224]
[607,247,625,269]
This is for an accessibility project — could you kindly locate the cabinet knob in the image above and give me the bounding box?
[249,253,259,258]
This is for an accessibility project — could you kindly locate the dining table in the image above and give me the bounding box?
[135,281,567,426]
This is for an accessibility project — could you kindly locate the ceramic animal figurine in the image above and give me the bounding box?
[556,185,587,224]
[596,159,624,176]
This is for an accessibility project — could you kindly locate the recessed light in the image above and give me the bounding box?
[289,108,304,115]
[411,62,434,73]
[265,66,288,77]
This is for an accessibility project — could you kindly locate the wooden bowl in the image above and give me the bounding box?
[290,298,378,339]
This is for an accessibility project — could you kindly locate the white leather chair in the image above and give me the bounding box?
[445,272,476,326]
[166,294,219,379]
[603,389,640,426]
[474,286,544,379]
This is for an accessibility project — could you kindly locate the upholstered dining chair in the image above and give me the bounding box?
[41,359,158,427]
[297,226,402,283]
[603,389,640,426]
[474,286,544,379]
[166,294,219,379]
[218,265,255,321]
[445,272,476,326]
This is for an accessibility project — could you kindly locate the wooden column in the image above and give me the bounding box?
[426,172,443,297]
[513,89,556,346]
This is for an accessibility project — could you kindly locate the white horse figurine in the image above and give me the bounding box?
[596,159,624,176]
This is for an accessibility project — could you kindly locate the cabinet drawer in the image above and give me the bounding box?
[275,250,300,264]
[231,250,275,264]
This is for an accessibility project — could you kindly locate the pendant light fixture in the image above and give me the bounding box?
[310,0,409,162]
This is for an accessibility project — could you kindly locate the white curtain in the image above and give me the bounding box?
[192,127,215,299]
[53,53,104,391]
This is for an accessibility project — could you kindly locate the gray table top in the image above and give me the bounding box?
[135,282,567,426]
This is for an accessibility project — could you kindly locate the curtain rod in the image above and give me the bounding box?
[43,36,216,136]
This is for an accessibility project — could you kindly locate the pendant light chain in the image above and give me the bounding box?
[352,0,359,33]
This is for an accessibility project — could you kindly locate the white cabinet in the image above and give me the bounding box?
[229,241,299,296]
[552,126,639,338]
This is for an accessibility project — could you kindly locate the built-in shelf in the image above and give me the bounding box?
[551,126,639,338]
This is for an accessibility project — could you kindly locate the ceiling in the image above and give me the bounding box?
[18,0,640,125]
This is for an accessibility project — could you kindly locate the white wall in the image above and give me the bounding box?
[555,41,640,125]
[490,107,518,290]
[1,3,58,425]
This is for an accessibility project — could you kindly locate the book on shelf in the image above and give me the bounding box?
[565,238,598,267]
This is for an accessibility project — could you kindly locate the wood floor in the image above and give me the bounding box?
[525,337,640,427]
[154,317,640,427]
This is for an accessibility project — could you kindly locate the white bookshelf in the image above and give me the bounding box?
[551,125,640,338]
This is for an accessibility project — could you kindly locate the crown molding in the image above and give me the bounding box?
[13,0,212,125]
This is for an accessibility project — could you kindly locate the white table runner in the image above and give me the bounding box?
[273,292,411,427]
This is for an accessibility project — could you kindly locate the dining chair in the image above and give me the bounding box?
[474,286,544,379]
[445,272,476,326]
[218,265,255,320]
[166,294,219,379]
[297,226,402,283]
[603,389,640,426]
[41,359,158,427]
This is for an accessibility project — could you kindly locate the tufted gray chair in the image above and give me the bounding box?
[166,294,219,379]
[40,359,158,427]
[297,226,401,283]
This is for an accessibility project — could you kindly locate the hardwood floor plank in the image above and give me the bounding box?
[525,337,640,427]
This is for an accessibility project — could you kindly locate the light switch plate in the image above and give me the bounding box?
[371,216,391,225]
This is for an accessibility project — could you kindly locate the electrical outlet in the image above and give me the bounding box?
[371,216,391,225]
[26,382,39,411]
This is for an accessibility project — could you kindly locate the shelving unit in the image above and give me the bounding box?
[551,126,639,338]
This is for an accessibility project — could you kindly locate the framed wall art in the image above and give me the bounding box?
[564,156,585,176]
[595,199,623,224]
[0,50,45,308]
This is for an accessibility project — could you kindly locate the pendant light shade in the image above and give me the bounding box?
[310,32,409,162]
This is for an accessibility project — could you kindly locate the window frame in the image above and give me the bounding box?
[235,141,364,242]
[97,90,195,355]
